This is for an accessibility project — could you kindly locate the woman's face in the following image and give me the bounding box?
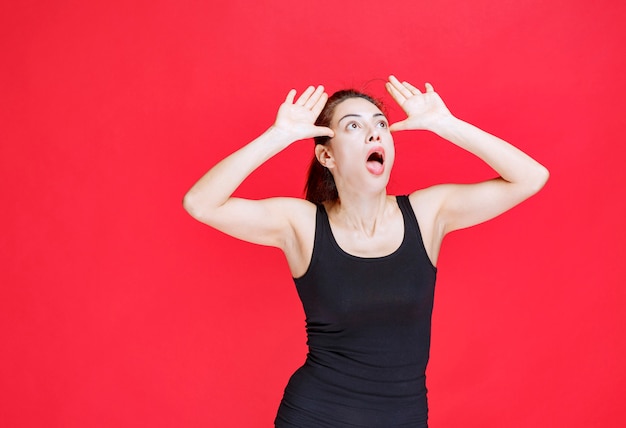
[320,97,395,191]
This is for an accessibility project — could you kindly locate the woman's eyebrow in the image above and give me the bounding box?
[338,114,362,125]
[338,113,386,125]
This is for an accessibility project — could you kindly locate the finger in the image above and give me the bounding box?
[304,85,325,109]
[388,75,412,98]
[315,126,334,138]
[295,86,316,106]
[311,92,329,117]
[425,82,434,93]
[285,89,297,104]
[389,120,408,133]
[388,75,404,87]
[402,81,422,95]
[386,82,407,104]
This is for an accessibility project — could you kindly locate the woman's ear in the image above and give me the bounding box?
[315,144,335,169]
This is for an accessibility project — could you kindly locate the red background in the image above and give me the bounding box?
[2,0,625,427]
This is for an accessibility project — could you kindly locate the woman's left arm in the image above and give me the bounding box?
[386,75,549,234]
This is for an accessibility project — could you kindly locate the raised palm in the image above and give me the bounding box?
[386,75,453,132]
[273,85,334,141]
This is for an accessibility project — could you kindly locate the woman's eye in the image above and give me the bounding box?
[377,121,387,128]
[347,122,358,130]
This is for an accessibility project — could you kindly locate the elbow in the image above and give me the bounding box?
[527,164,550,196]
[183,191,221,225]
[182,191,202,219]
[536,164,550,189]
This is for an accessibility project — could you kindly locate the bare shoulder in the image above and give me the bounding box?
[249,196,318,245]
[407,186,451,267]
[275,197,317,231]
[408,185,450,223]
[275,197,318,278]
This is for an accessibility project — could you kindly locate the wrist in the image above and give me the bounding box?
[266,125,297,148]
[426,114,462,136]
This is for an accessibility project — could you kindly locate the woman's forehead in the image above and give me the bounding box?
[332,97,385,124]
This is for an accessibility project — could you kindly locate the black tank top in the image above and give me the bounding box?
[275,195,437,428]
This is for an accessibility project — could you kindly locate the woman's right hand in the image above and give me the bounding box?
[272,86,334,142]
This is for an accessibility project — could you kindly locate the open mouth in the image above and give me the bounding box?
[367,151,384,164]
[366,147,385,175]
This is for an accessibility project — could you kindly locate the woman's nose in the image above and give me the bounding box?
[368,129,381,142]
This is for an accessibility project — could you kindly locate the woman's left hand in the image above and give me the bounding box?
[385,75,453,132]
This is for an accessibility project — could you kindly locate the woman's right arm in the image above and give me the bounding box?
[182,85,333,249]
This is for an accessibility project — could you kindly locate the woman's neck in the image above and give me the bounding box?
[326,190,391,237]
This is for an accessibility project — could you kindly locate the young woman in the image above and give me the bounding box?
[183,75,549,427]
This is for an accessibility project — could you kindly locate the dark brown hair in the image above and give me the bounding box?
[304,90,385,204]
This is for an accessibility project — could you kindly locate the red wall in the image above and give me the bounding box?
[2,0,625,426]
